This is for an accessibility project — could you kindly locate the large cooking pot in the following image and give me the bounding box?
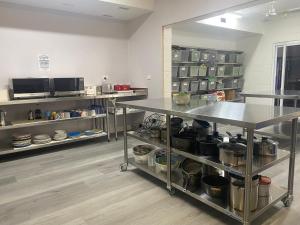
[181,158,202,192]
[254,137,278,157]
[133,144,156,164]
[202,175,229,199]
[192,120,211,139]
[170,117,184,136]
[218,140,247,166]
[230,174,259,211]
[196,135,221,156]
[171,127,196,153]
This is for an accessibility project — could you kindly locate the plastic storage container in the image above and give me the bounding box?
[181,49,190,62]
[217,54,226,63]
[190,81,199,93]
[224,66,233,76]
[172,82,180,92]
[199,64,207,76]
[199,80,208,91]
[172,50,181,62]
[190,66,199,77]
[229,53,237,63]
[201,52,210,62]
[233,67,240,76]
[216,82,224,90]
[190,49,201,62]
[180,81,190,92]
[208,51,217,63]
[237,79,244,89]
[208,66,217,76]
[179,66,189,77]
[217,66,225,76]
[208,81,216,90]
[172,66,179,78]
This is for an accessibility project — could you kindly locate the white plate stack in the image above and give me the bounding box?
[53,130,67,141]
[12,134,32,148]
[33,134,52,145]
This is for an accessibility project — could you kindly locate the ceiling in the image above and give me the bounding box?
[236,0,300,21]
[0,0,154,21]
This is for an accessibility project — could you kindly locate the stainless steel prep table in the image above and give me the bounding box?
[241,90,300,139]
[117,98,300,225]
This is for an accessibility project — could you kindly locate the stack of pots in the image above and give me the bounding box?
[181,158,202,192]
[218,139,247,166]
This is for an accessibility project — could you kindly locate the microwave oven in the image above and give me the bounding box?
[12,78,51,99]
[52,78,84,96]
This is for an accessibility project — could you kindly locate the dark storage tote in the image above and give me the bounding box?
[217,54,226,63]
[208,66,217,77]
[179,66,189,77]
[181,49,190,62]
[172,82,180,92]
[172,50,182,62]
[233,67,240,76]
[190,81,199,93]
[199,80,208,91]
[180,81,190,92]
[217,66,225,76]
[208,81,216,90]
[216,81,224,90]
[172,66,179,78]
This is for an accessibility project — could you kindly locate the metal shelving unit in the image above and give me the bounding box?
[0,90,148,156]
[117,98,300,225]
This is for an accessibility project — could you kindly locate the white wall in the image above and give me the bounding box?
[127,0,263,98]
[0,5,129,90]
[172,30,238,51]
[238,12,300,104]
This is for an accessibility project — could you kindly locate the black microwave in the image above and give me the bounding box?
[12,78,50,99]
[52,78,84,96]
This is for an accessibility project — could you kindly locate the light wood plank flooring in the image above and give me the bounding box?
[0,137,299,225]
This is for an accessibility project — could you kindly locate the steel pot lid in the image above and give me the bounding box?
[218,139,247,152]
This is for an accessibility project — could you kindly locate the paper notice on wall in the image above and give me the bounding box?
[38,54,50,71]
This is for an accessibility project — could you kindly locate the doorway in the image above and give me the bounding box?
[274,42,300,107]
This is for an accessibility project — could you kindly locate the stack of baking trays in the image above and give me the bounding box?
[12,134,32,148]
[33,134,52,145]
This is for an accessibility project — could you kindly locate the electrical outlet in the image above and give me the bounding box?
[146,75,151,80]
[103,75,108,81]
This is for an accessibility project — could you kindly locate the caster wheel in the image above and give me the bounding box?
[169,188,176,196]
[120,163,127,172]
[283,196,293,207]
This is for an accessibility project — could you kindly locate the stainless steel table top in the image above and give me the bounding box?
[240,90,300,99]
[116,98,300,129]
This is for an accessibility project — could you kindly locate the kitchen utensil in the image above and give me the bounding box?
[173,93,191,105]
[133,144,156,164]
[218,140,247,166]
[196,135,221,156]
[28,110,34,120]
[202,165,221,176]
[256,137,278,156]
[192,120,211,138]
[202,175,229,199]
[171,127,196,152]
[0,110,7,126]
[258,176,271,197]
[155,153,180,173]
[230,174,259,211]
[181,158,202,192]
[34,109,42,120]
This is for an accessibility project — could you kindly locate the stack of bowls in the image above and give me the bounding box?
[33,134,52,145]
[53,130,67,141]
[12,134,32,148]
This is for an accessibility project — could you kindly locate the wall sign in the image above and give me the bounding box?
[38,54,50,70]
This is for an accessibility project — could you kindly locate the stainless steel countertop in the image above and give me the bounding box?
[116,98,300,129]
[0,91,147,106]
[240,90,300,99]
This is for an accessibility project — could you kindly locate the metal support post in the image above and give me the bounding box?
[106,99,110,141]
[244,129,254,225]
[284,118,298,206]
[120,107,128,172]
[166,114,172,191]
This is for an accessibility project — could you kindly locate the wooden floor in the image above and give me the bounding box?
[0,137,299,225]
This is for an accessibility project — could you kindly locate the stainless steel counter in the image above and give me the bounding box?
[0,91,147,106]
[116,98,300,129]
[240,90,300,100]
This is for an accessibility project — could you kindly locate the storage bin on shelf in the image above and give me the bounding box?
[190,49,201,62]
[179,66,189,77]
[172,49,182,62]
[217,53,226,63]
[199,64,208,77]
[208,80,216,90]
[172,66,179,78]
[217,66,225,76]
[208,66,217,77]
[190,81,199,93]
[190,66,199,77]
[172,82,180,93]
[199,80,208,91]
[180,81,190,92]
[181,49,190,62]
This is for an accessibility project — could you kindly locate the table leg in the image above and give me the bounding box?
[120,107,128,172]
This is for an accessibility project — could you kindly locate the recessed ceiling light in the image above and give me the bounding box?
[62,3,74,7]
[119,6,129,10]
